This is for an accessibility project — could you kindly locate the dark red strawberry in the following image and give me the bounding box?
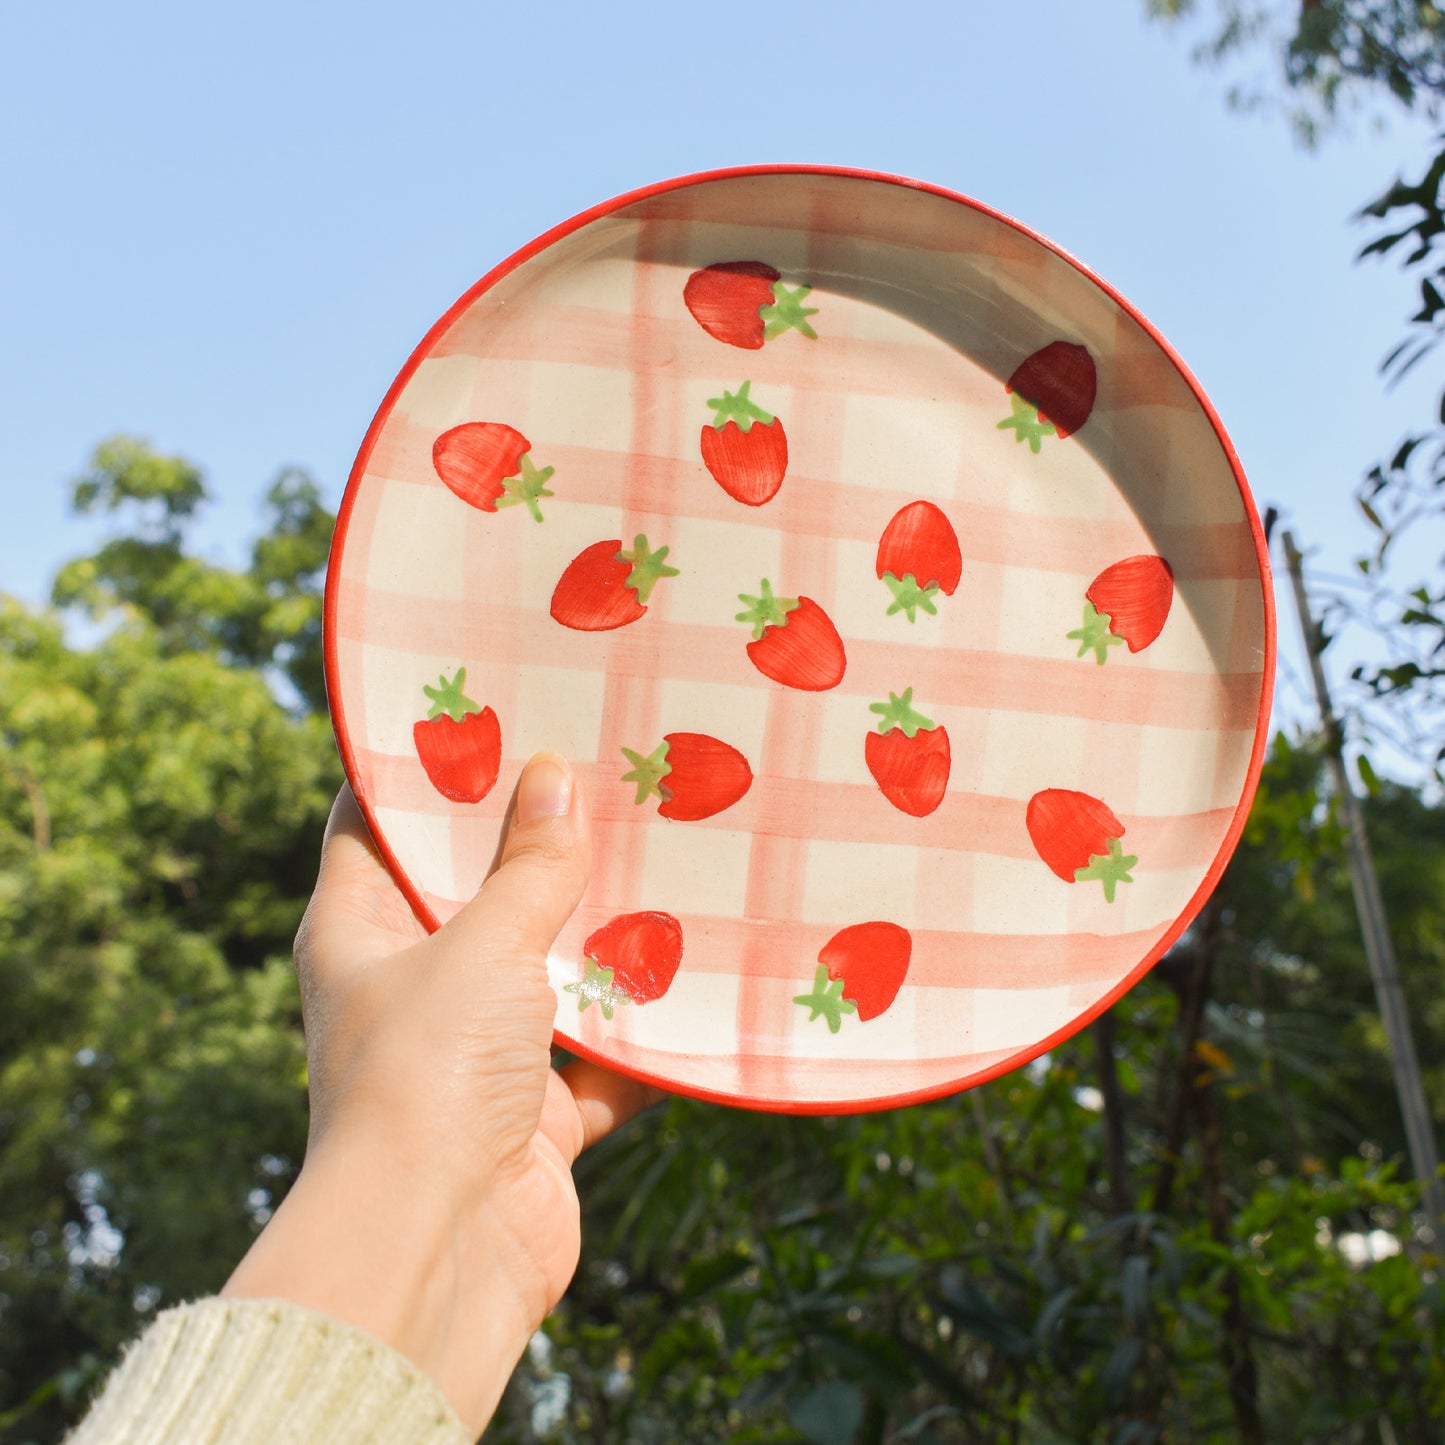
[794,921,913,1029]
[1068,554,1175,663]
[700,380,788,506]
[875,501,963,622]
[432,422,555,520]
[412,668,502,803]
[621,732,753,821]
[736,580,846,691]
[564,910,685,1016]
[1025,788,1137,902]
[683,260,819,350]
[865,689,950,817]
[550,535,679,631]
[998,341,1097,451]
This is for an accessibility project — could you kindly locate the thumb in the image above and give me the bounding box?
[442,752,592,965]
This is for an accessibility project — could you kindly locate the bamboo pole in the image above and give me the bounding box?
[1281,530,1444,1237]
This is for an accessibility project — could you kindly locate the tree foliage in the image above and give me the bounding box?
[1146,0,1445,137]
[2,441,1442,1442]
[1149,1,1445,779]
[0,440,338,1441]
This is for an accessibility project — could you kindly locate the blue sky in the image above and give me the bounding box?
[3,0,1437,736]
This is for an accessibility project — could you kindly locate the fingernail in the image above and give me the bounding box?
[516,753,573,824]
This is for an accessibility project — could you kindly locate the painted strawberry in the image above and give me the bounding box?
[550,535,679,631]
[700,381,788,506]
[1068,554,1175,663]
[412,668,502,803]
[794,921,913,1031]
[683,260,818,350]
[432,422,555,521]
[736,579,846,691]
[865,689,950,817]
[1025,789,1137,902]
[620,733,753,821]
[997,341,1097,453]
[876,501,963,622]
[564,910,684,1017]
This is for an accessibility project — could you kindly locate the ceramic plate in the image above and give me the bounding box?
[325,166,1274,1113]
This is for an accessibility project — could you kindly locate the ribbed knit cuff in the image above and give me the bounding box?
[64,1296,473,1445]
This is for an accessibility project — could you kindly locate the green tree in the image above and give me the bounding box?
[5,437,1443,1443]
[0,439,339,1441]
[1148,1,1445,773]
[1147,1,1445,137]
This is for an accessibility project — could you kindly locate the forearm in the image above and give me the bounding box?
[222,1139,538,1435]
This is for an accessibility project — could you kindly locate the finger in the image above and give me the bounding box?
[556,1057,667,1158]
[296,785,428,979]
[442,753,591,965]
[316,786,384,887]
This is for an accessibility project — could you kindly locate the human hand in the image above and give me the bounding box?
[223,754,661,1433]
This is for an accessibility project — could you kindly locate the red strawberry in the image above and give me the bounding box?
[621,732,753,821]
[564,910,684,1016]
[683,260,819,350]
[1068,554,1175,663]
[998,341,1097,451]
[550,534,679,631]
[875,501,963,622]
[736,580,846,691]
[1025,789,1137,902]
[412,668,502,803]
[865,689,950,817]
[432,422,555,520]
[700,380,788,506]
[794,921,913,1029]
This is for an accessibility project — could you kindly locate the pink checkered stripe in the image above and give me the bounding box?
[329,176,1269,1109]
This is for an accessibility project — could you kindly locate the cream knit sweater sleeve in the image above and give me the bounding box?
[64,1297,474,1445]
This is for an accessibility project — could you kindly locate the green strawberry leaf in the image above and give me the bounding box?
[493,452,555,523]
[421,668,484,722]
[1073,836,1138,903]
[1067,601,1124,665]
[563,957,633,1021]
[760,282,819,342]
[620,741,673,805]
[706,380,774,433]
[997,392,1057,454]
[881,570,941,623]
[736,579,801,639]
[616,535,680,602]
[793,964,857,1034]
[868,688,935,738]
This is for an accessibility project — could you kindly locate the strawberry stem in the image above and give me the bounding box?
[616,535,680,602]
[493,452,555,523]
[736,579,800,639]
[997,392,1057,454]
[563,957,633,1020]
[706,379,774,433]
[760,282,819,342]
[792,963,856,1034]
[868,687,935,738]
[620,741,672,805]
[881,571,941,623]
[421,668,483,722]
[1073,835,1138,903]
[1067,601,1124,665]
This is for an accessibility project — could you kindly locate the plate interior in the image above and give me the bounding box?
[327,171,1272,1111]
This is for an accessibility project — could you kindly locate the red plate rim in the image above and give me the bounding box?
[324,162,1277,1115]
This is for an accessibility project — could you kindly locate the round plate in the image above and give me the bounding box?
[325,166,1274,1114]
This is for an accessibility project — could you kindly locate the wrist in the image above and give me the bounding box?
[222,1140,537,1432]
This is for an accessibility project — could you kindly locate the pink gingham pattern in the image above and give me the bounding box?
[326,169,1274,1112]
